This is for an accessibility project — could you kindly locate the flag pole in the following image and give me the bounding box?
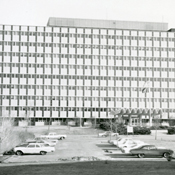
[148,72,152,127]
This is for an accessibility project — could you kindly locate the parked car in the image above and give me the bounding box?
[13,143,55,155]
[15,143,29,147]
[39,132,67,140]
[26,139,57,147]
[108,137,122,145]
[44,139,58,146]
[119,140,145,149]
[121,143,150,153]
[116,138,134,148]
[130,145,174,158]
[98,131,118,137]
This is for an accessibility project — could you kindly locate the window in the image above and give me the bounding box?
[28,145,35,148]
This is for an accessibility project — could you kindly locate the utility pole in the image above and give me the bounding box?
[148,71,152,127]
[146,68,152,127]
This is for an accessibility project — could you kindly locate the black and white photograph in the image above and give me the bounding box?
[0,0,175,174]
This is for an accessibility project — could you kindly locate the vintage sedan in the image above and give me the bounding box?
[121,143,150,153]
[39,132,67,140]
[117,138,134,148]
[119,140,145,150]
[108,137,122,145]
[130,145,174,158]
[26,139,57,147]
[13,143,55,155]
[98,131,118,137]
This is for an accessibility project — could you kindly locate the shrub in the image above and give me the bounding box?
[149,126,158,130]
[133,126,151,135]
[99,122,151,135]
[99,122,111,131]
[167,127,175,135]
[115,123,127,135]
[168,120,175,127]
[149,125,169,130]
[159,125,169,129]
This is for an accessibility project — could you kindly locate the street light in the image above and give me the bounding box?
[48,97,54,132]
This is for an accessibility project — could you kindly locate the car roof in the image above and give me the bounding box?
[120,138,133,141]
[28,143,41,145]
[139,145,155,148]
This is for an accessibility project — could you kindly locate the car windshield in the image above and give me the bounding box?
[41,144,49,147]
[50,141,56,143]
[130,144,137,148]
[149,146,156,149]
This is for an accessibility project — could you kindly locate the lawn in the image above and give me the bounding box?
[0,161,175,175]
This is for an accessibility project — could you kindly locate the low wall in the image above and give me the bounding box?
[35,122,45,126]
[18,121,28,127]
[51,122,61,126]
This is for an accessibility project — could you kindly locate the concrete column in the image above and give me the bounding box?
[139,115,142,126]
[118,115,122,123]
[149,114,152,127]
[129,115,132,126]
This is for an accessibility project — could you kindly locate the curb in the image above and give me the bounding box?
[0,157,171,167]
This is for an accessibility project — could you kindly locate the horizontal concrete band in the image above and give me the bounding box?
[110,108,162,116]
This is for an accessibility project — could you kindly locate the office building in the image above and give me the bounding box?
[0,17,175,126]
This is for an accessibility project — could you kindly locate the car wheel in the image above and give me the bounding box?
[60,137,63,140]
[16,151,23,156]
[163,152,170,158]
[138,154,145,158]
[40,151,47,155]
[167,155,172,161]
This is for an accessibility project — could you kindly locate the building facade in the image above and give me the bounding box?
[0,18,175,126]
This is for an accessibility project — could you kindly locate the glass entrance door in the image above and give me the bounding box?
[131,118,139,126]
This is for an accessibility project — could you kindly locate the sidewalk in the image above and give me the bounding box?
[0,155,12,163]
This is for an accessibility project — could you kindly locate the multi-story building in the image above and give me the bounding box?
[0,17,175,126]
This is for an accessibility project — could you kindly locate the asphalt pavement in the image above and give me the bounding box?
[0,132,173,166]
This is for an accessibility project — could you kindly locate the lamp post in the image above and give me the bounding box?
[48,97,53,132]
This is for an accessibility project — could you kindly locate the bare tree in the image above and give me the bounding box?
[0,116,14,155]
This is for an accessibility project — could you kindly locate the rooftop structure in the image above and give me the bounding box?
[47,17,168,31]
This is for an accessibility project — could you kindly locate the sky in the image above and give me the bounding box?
[0,0,175,29]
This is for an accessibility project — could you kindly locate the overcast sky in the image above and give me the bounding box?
[0,0,175,29]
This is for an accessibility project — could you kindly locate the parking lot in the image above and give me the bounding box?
[1,127,175,164]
